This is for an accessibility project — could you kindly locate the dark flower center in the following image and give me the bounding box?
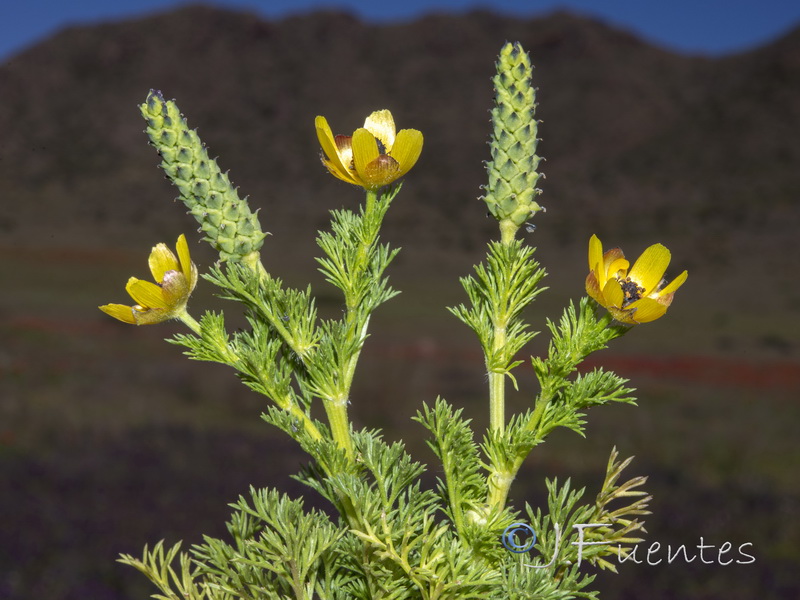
[618,277,644,307]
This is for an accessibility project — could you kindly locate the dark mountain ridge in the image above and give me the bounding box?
[1,5,798,287]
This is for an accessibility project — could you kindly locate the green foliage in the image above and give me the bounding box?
[524,448,651,576]
[449,240,546,389]
[414,399,499,555]
[315,186,401,314]
[193,489,346,599]
[480,298,635,510]
[114,40,677,600]
[119,541,223,600]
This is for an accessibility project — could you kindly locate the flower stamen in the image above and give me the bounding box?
[619,277,645,307]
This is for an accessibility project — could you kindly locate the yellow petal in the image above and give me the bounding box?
[657,270,688,297]
[148,243,180,282]
[322,158,360,185]
[315,116,355,183]
[602,278,625,309]
[175,234,190,278]
[391,129,423,177]
[189,261,198,291]
[352,128,381,183]
[334,135,355,169]
[588,235,603,278]
[363,109,396,150]
[175,234,198,292]
[126,278,169,309]
[628,243,670,294]
[606,255,629,280]
[314,115,337,157]
[585,272,604,304]
[627,297,669,323]
[99,303,137,324]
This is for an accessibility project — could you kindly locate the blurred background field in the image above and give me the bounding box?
[2,4,800,599]
[3,240,799,598]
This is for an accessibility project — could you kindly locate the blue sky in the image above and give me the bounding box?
[3,0,799,61]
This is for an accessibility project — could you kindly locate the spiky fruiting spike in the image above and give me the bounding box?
[140,90,268,263]
[482,42,544,240]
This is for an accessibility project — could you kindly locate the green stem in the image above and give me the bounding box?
[241,250,265,277]
[178,310,201,335]
[283,394,324,442]
[499,218,518,245]
[324,395,355,460]
[488,325,507,433]
[364,188,378,216]
[322,189,382,462]
[489,358,506,432]
[488,218,518,432]
[489,372,505,433]
[487,469,515,509]
[343,316,370,391]
[487,390,550,509]
[487,308,628,510]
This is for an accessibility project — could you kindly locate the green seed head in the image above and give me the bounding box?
[140,90,268,262]
[482,43,544,235]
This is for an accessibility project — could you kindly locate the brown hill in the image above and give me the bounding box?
[1,4,799,337]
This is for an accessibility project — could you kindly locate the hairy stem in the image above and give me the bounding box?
[488,329,507,433]
[322,189,384,461]
[325,395,355,460]
[178,311,201,335]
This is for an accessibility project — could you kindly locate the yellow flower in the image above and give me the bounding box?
[315,109,423,190]
[100,234,198,325]
[585,234,687,324]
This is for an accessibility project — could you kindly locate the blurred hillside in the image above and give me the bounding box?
[1,5,799,600]
[2,4,799,354]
